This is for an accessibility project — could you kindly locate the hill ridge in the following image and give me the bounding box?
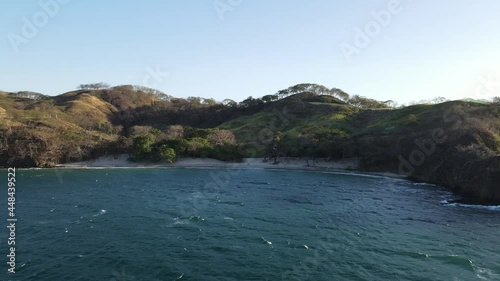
[0,84,499,203]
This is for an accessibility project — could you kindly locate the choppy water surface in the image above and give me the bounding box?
[2,168,500,280]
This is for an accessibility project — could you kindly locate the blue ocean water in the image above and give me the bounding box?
[1,168,500,281]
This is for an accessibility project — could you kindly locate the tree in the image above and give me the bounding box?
[330,88,350,101]
[14,91,48,100]
[262,95,277,103]
[348,95,390,109]
[270,131,283,164]
[239,96,263,108]
[187,97,202,106]
[166,125,184,140]
[408,114,418,124]
[202,98,217,107]
[132,135,154,160]
[151,128,162,136]
[383,100,398,108]
[130,126,154,136]
[187,137,210,157]
[158,145,176,163]
[207,129,236,146]
[163,138,189,156]
[133,85,168,98]
[111,85,134,91]
[431,97,448,104]
[493,97,500,104]
[208,143,243,162]
[297,133,319,166]
[239,96,253,108]
[289,84,329,95]
[222,99,237,108]
[276,89,289,100]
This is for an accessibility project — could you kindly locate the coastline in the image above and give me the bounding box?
[54,155,406,179]
[49,155,500,207]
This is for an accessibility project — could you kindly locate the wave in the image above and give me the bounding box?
[261,237,272,246]
[322,171,391,179]
[473,265,499,280]
[93,209,107,217]
[409,182,438,187]
[441,200,500,211]
[241,181,271,185]
[172,215,206,226]
[433,254,475,271]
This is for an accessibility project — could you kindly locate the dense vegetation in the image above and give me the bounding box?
[0,84,499,203]
[127,126,242,163]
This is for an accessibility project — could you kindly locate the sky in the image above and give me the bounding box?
[1,0,500,105]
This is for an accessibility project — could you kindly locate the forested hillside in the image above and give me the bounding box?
[1,84,499,203]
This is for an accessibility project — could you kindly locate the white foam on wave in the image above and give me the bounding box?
[417,252,430,258]
[410,182,438,187]
[173,217,189,225]
[473,265,499,280]
[93,209,107,217]
[262,237,272,245]
[441,200,500,211]
[322,171,391,180]
[189,215,205,222]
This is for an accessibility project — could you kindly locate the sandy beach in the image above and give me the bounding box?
[55,155,405,179]
[56,154,359,170]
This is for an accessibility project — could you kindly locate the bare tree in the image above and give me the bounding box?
[166,125,185,140]
[207,129,236,146]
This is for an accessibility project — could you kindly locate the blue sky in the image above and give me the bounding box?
[1,0,500,104]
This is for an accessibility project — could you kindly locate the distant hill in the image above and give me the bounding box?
[0,84,499,203]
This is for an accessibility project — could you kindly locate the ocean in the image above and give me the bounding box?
[2,168,499,280]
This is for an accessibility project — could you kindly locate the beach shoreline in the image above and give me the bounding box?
[53,154,406,179]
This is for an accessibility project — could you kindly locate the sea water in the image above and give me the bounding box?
[1,168,499,280]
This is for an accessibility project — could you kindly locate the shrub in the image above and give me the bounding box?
[158,145,176,163]
[408,114,418,124]
[131,135,154,160]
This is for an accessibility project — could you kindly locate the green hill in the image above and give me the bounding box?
[0,84,499,203]
[221,98,500,203]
